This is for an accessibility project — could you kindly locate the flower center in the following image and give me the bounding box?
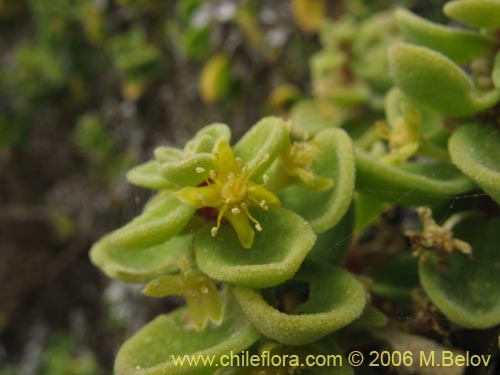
[220,174,247,203]
[289,141,321,168]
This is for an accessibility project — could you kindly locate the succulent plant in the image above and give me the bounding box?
[89,1,500,374]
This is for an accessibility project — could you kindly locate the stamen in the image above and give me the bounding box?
[261,153,270,162]
[231,207,241,215]
[198,194,207,203]
[260,200,268,210]
[209,170,217,179]
[195,167,206,174]
[200,286,209,294]
[263,174,269,184]
[211,227,218,237]
[227,172,235,180]
[241,202,261,228]
[255,223,263,232]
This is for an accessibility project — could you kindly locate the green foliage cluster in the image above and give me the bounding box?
[1,0,474,374]
[90,1,500,374]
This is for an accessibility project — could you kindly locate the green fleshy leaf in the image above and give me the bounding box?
[160,153,214,187]
[396,9,496,64]
[195,208,316,288]
[289,99,342,138]
[389,43,500,116]
[347,306,388,330]
[449,124,500,204]
[444,0,500,30]
[305,204,354,265]
[114,294,260,375]
[350,11,398,88]
[354,192,385,230]
[127,160,175,190]
[355,148,475,205]
[108,194,195,249]
[370,255,419,305]
[90,233,192,283]
[384,88,445,142]
[233,264,366,345]
[420,218,500,328]
[311,51,371,106]
[234,117,288,179]
[154,147,183,163]
[185,123,231,155]
[280,128,355,233]
[157,124,231,187]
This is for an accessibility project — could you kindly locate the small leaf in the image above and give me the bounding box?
[420,218,500,328]
[195,208,316,288]
[396,8,496,64]
[90,233,192,283]
[184,123,232,155]
[289,99,343,138]
[348,306,388,330]
[114,293,260,375]
[355,148,475,205]
[280,128,355,233]
[108,194,195,249]
[233,264,366,345]
[305,205,354,265]
[389,43,500,116]
[160,153,214,187]
[234,117,288,180]
[153,146,183,163]
[449,124,500,204]
[444,0,500,30]
[127,160,175,190]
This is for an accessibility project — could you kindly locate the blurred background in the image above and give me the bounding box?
[0,1,446,373]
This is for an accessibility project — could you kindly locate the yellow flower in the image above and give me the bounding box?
[282,138,333,191]
[374,102,421,164]
[176,140,281,249]
[143,258,223,330]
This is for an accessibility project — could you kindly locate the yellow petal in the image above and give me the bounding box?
[225,210,255,249]
[176,185,221,208]
[142,275,183,298]
[247,183,281,210]
[200,282,224,325]
[214,140,239,180]
[185,295,209,330]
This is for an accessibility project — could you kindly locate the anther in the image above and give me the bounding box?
[210,227,218,237]
[260,200,268,210]
[199,194,207,203]
[209,170,217,179]
[195,167,206,174]
[231,207,241,215]
[255,223,263,232]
